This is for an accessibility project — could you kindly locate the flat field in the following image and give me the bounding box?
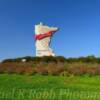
[0,74,100,100]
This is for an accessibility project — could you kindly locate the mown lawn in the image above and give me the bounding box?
[0,74,100,100]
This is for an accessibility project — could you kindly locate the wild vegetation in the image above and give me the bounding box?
[1,56,100,99]
[1,55,100,76]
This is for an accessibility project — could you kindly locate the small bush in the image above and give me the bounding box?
[35,67,47,75]
[47,63,64,75]
[66,63,86,75]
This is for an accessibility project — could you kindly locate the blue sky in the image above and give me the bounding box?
[0,0,99,60]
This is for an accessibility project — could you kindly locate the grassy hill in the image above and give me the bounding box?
[0,74,100,100]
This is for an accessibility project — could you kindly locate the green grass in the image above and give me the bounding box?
[0,74,100,100]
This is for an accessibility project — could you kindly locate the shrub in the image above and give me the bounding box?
[47,63,64,75]
[85,65,100,76]
[34,67,47,75]
[0,62,35,74]
[67,63,87,75]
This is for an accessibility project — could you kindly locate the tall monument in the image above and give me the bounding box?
[35,22,58,57]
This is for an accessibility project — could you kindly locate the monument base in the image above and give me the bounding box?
[36,49,55,57]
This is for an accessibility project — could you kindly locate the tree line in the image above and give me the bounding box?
[2,55,100,63]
